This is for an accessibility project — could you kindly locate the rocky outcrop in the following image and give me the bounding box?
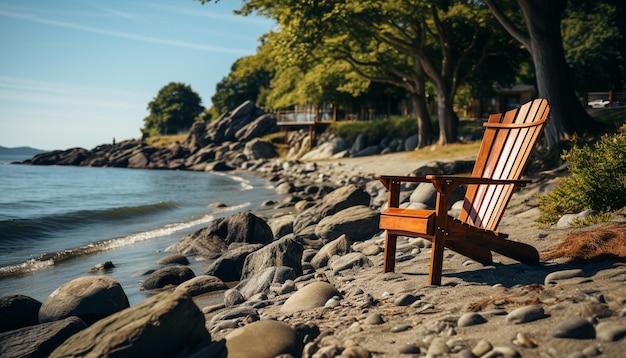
[22,101,278,171]
[0,317,87,358]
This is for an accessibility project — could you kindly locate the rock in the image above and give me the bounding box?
[205,161,234,171]
[458,312,487,327]
[596,321,626,342]
[157,253,189,265]
[269,214,295,238]
[141,266,196,290]
[225,320,301,357]
[39,276,130,325]
[244,138,278,160]
[87,261,115,272]
[223,288,245,307]
[505,305,546,324]
[241,236,303,279]
[235,113,277,142]
[311,234,352,269]
[557,209,600,228]
[550,317,596,339]
[352,145,382,157]
[237,266,297,300]
[293,184,370,233]
[280,281,341,313]
[49,290,210,357]
[127,152,149,168]
[300,137,350,161]
[204,243,263,282]
[0,295,42,333]
[330,252,373,274]
[314,205,380,242]
[174,275,227,296]
[169,211,273,256]
[0,317,87,358]
[393,293,419,306]
[544,269,585,285]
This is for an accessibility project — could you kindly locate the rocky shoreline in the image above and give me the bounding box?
[2,102,626,357]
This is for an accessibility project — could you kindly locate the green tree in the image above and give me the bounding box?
[212,45,274,113]
[562,0,625,96]
[226,0,515,147]
[484,0,606,147]
[142,82,204,138]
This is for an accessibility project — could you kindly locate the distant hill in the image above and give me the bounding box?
[0,145,46,155]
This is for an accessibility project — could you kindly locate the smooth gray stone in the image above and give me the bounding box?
[364,313,384,325]
[458,312,487,327]
[551,317,596,339]
[506,305,546,324]
[544,269,585,285]
[596,321,626,341]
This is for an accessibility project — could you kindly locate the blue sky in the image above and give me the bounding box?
[0,0,274,150]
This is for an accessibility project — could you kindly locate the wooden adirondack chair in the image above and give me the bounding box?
[376,98,550,285]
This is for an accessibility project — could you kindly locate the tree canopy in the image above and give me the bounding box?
[142,82,204,138]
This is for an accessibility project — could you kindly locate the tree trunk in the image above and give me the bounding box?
[412,95,433,148]
[434,85,458,145]
[520,0,604,146]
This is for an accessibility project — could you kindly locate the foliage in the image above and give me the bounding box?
[212,45,274,113]
[142,82,204,137]
[326,116,418,145]
[538,126,626,224]
[144,134,188,149]
[562,0,625,94]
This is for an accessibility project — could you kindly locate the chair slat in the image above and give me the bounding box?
[460,98,549,230]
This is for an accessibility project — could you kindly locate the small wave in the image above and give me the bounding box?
[212,172,254,191]
[0,213,215,278]
[0,201,178,242]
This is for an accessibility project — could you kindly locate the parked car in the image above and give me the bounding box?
[588,99,610,108]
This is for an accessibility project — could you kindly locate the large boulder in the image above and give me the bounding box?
[174,275,228,296]
[235,113,278,142]
[314,205,381,242]
[49,290,210,358]
[39,276,129,325]
[168,211,274,257]
[293,184,370,233]
[141,266,196,290]
[244,138,278,160]
[204,243,263,282]
[241,237,303,279]
[0,295,42,333]
[0,317,87,358]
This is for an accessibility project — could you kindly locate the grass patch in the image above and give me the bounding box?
[406,141,482,161]
[144,134,187,148]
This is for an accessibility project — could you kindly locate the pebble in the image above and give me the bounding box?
[364,312,384,325]
[426,337,449,357]
[506,305,546,324]
[340,346,371,358]
[390,324,412,333]
[471,339,492,357]
[550,317,596,339]
[595,321,626,341]
[544,269,585,285]
[394,293,418,306]
[457,312,486,327]
[513,332,537,348]
[398,343,421,354]
[484,345,520,358]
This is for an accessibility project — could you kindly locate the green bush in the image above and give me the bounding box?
[326,116,418,145]
[538,126,626,224]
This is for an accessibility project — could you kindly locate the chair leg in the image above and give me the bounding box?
[383,232,397,273]
[428,231,445,285]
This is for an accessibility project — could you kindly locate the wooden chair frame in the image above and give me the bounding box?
[376,98,550,285]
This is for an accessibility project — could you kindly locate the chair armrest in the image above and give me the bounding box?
[375,175,430,190]
[424,175,531,187]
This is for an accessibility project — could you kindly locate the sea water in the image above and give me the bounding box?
[0,154,282,305]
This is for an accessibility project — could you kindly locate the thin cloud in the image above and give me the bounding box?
[144,2,273,27]
[0,8,252,55]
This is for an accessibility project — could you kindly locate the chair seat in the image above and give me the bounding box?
[380,208,435,237]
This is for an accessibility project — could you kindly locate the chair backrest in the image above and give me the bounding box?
[459,98,550,231]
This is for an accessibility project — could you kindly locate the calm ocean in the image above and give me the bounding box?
[0,154,282,305]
